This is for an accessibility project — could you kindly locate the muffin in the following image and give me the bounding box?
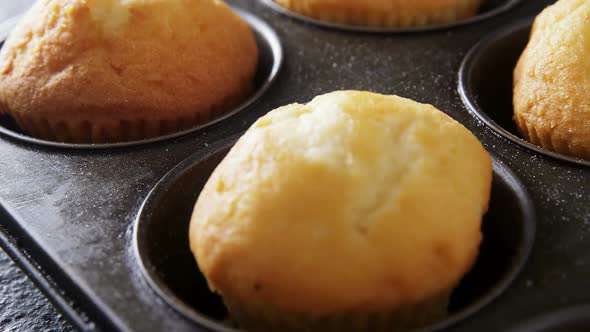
[513,0,590,160]
[189,91,492,331]
[0,0,258,143]
[274,0,482,28]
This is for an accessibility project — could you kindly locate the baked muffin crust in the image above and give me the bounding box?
[0,0,258,143]
[190,91,492,329]
[513,0,590,160]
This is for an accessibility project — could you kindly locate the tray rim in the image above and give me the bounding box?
[506,305,590,332]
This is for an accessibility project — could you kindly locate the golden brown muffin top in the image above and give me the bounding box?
[190,91,492,315]
[0,0,258,120]
[513,0,590,160]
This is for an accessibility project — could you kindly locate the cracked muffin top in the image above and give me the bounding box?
[189,90,492,331]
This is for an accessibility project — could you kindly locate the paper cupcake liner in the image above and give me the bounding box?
[6,85,252,144]
[224,289,451,332]
[514,113,590,160]
[275,0,481,28]
[11,113,205,144]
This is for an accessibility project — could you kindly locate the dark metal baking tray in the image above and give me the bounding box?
[0,0,588,331]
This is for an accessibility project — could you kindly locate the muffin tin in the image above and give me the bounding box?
[0,0,588,332]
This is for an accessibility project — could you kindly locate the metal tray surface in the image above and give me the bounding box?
[506,305,590,332]
[0,0,588,332]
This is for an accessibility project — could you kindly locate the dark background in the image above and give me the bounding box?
[0,252,73,331]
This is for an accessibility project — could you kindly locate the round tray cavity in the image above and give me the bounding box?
[458,20,590,167]
[260,0,523,33]
[134,141,536,332]
[0,9,282,149]
[507,305,590,332]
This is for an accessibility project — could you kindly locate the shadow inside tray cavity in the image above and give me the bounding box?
[140,150,229,321]
[135,145,535,331]
[462,23,529,137]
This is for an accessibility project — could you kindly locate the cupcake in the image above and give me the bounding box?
[513,0,590,160]
[0,0,258,143]
[189,91,492,331]
[274,0,482,28]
